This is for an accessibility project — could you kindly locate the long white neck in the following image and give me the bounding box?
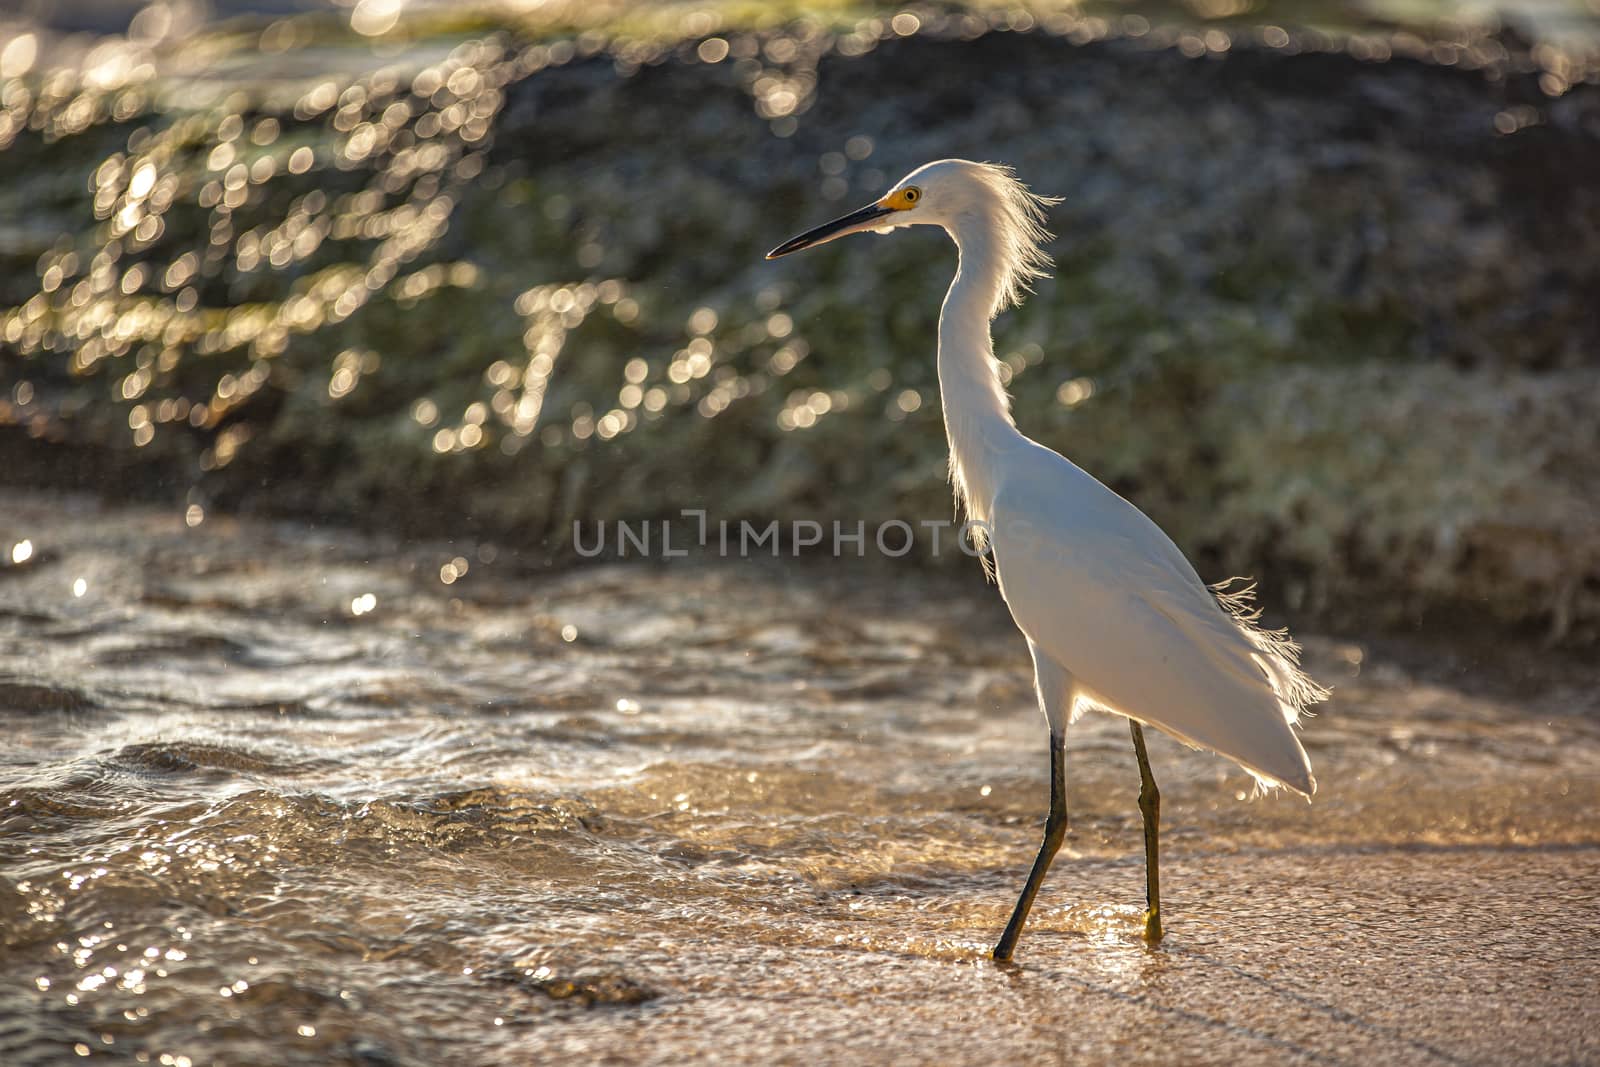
[938,220,1023,524]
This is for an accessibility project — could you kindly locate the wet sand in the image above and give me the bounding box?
[2,491,1597,1065]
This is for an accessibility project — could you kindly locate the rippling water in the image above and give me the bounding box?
[2,491,1597,1064]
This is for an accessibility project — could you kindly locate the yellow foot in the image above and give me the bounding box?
[1141,909,1164,944]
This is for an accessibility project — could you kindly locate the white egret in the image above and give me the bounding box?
[768,160,1327,962]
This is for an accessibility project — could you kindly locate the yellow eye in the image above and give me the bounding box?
[880,186,921,211]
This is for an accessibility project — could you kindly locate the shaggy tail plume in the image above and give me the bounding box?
[1211,577,1331,728]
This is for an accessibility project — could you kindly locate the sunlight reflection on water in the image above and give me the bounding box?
[0,492,1597,1063]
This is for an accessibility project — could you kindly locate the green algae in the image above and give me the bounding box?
[1,9,1598,638]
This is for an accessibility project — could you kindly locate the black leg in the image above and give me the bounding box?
[993,730,1067,962]
[1129,720,1163,943]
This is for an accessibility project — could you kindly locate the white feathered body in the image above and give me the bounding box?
[898,158,1325,795]
[989,439,1318,794]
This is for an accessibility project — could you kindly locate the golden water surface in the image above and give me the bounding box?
[2,491,1597,1065]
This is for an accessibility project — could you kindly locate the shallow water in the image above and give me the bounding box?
[1,491,1597,1065]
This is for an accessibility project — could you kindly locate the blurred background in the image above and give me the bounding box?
[3,3,1599,1065]
[2,0,1597,637]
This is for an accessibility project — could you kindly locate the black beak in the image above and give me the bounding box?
[766,202,896,259]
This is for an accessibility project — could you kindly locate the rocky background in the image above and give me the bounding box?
[1,2,1597,639]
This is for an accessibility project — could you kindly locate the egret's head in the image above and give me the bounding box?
[766,159,1059,313]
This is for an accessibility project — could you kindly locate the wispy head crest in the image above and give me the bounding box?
[970,162,1061,316]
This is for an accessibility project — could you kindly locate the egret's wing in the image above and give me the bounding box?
[990,447,1317,794]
